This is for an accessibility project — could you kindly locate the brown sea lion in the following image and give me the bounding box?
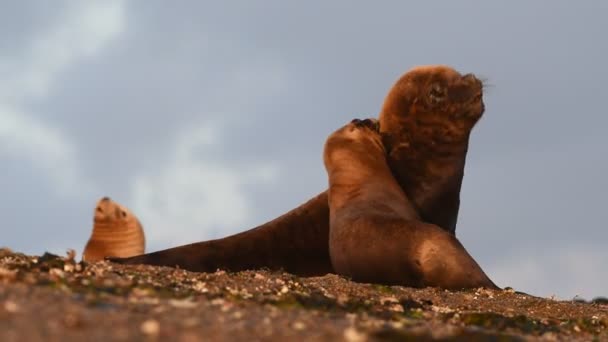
[325,118,497,289]
[109,65,485,275]
[83,197,145,262]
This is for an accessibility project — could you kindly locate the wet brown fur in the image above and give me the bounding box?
[109,65,484,276]
[325,119,497,289]
[83,197,146,262]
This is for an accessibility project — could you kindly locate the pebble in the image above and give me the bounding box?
[4,300,19,313]
[193,281,208,293]
[141,319,160,336]
[292,321,306,330]
[388,304,404,312]
[169,298,198,309]
[63,263,75,273]
[343,327,367,342]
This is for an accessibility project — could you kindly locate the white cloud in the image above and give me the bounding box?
[126,47,288,249]
[0,105,94,197]
[0,1,126,197]
[131,120,280,248]
[1,1,126,100]
[490,244,608,300]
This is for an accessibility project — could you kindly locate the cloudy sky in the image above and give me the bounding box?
[1,1,606,300]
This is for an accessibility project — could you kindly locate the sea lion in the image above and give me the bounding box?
[109,65,485,276]
[325,118,497,289]
[83,197,146,262]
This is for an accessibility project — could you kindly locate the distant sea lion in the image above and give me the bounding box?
[83,197,145,262]
[325,118,497,289]
[110,65,485,275]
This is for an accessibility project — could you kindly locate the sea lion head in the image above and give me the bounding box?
[93,196,135,225]
[380,65,484,147]
[84,196,146,262]
[323,118,385,174]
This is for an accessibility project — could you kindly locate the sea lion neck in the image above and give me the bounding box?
[325,138,412,220]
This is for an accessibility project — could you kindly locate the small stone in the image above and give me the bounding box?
[49,268,65,278]
[4,300,19,313]
[210,298,225,306]
[431,305,454,314]
[140,319,160,336]
[573,325,581,333]
[379,296,399,305]
[280,286,289,294]
[343,327,367,342]
[254,273,265,280]
[541,332,558,341]
[388,304,404,312]
[292,321,306,330]
[337,294,350,306]
[169,298,197,309]
[193,281,208,293]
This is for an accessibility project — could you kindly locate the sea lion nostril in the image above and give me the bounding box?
[350,119,362,124]
[101,196,110,202]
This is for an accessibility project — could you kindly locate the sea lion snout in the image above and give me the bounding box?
[96,197,111,212]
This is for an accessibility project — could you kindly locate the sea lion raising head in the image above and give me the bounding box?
[380,65,485,233]
[324,119,497,289]
[109,65,485,276]
[83,197,145,262]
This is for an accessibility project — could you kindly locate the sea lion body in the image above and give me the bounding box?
[110,65,484,276]
[324,119,497,289]
[83,197,146,262]
[113,194,332,276]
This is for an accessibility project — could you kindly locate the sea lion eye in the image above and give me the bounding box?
[121,210,127,218]
[428,83,446,104]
